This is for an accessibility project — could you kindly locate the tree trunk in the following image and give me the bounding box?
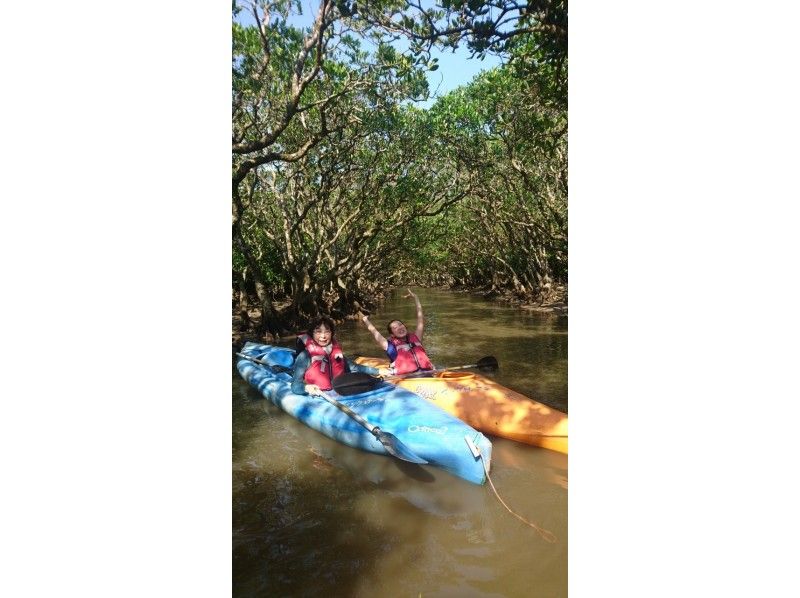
[232,186,284,338]
[234,268,252,331]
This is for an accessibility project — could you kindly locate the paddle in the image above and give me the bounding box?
[236,352,292,373]
[333,356,499,396]
[235,352,427,464]
[317,392,427,464]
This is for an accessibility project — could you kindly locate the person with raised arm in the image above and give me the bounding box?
[360,289,434,375]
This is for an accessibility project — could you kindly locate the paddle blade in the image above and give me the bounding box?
[333,372,381,396]
[374,429,428,464]
[477,356,498,372]
[319,391,427,465]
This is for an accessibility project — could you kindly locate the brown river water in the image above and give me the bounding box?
[233,287,568,596]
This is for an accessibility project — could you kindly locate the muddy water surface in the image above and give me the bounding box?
[233,288,568,596]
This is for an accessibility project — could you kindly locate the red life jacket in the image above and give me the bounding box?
[388,333,434,374]
[297,333,346,390]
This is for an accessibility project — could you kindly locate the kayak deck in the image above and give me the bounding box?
[355,356,568,454]
[237,343,493,484]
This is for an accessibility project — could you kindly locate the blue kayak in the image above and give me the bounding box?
[237,342,492,485]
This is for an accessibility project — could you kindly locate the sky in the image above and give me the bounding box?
[261,0,504,107]
[420,44,503,107]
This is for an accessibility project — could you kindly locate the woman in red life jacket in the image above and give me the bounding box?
[360,289,434,375]
[291,316,390,396]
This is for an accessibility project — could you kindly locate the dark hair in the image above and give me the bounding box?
[307,316,335,337]
[386,319,404,336]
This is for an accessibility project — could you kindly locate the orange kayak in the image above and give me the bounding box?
[354,357,568,454]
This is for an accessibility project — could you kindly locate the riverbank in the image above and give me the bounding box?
[450,283,568,315]
[232,284,567,348]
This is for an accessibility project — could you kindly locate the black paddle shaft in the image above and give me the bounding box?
[236,352,292,373]
[317,393,427,464]
[332,356,499,396]
[444,356,498,373]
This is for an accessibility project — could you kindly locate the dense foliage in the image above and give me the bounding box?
[232,0,567,337]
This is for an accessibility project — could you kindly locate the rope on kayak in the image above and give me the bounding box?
[465,435,556,543]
